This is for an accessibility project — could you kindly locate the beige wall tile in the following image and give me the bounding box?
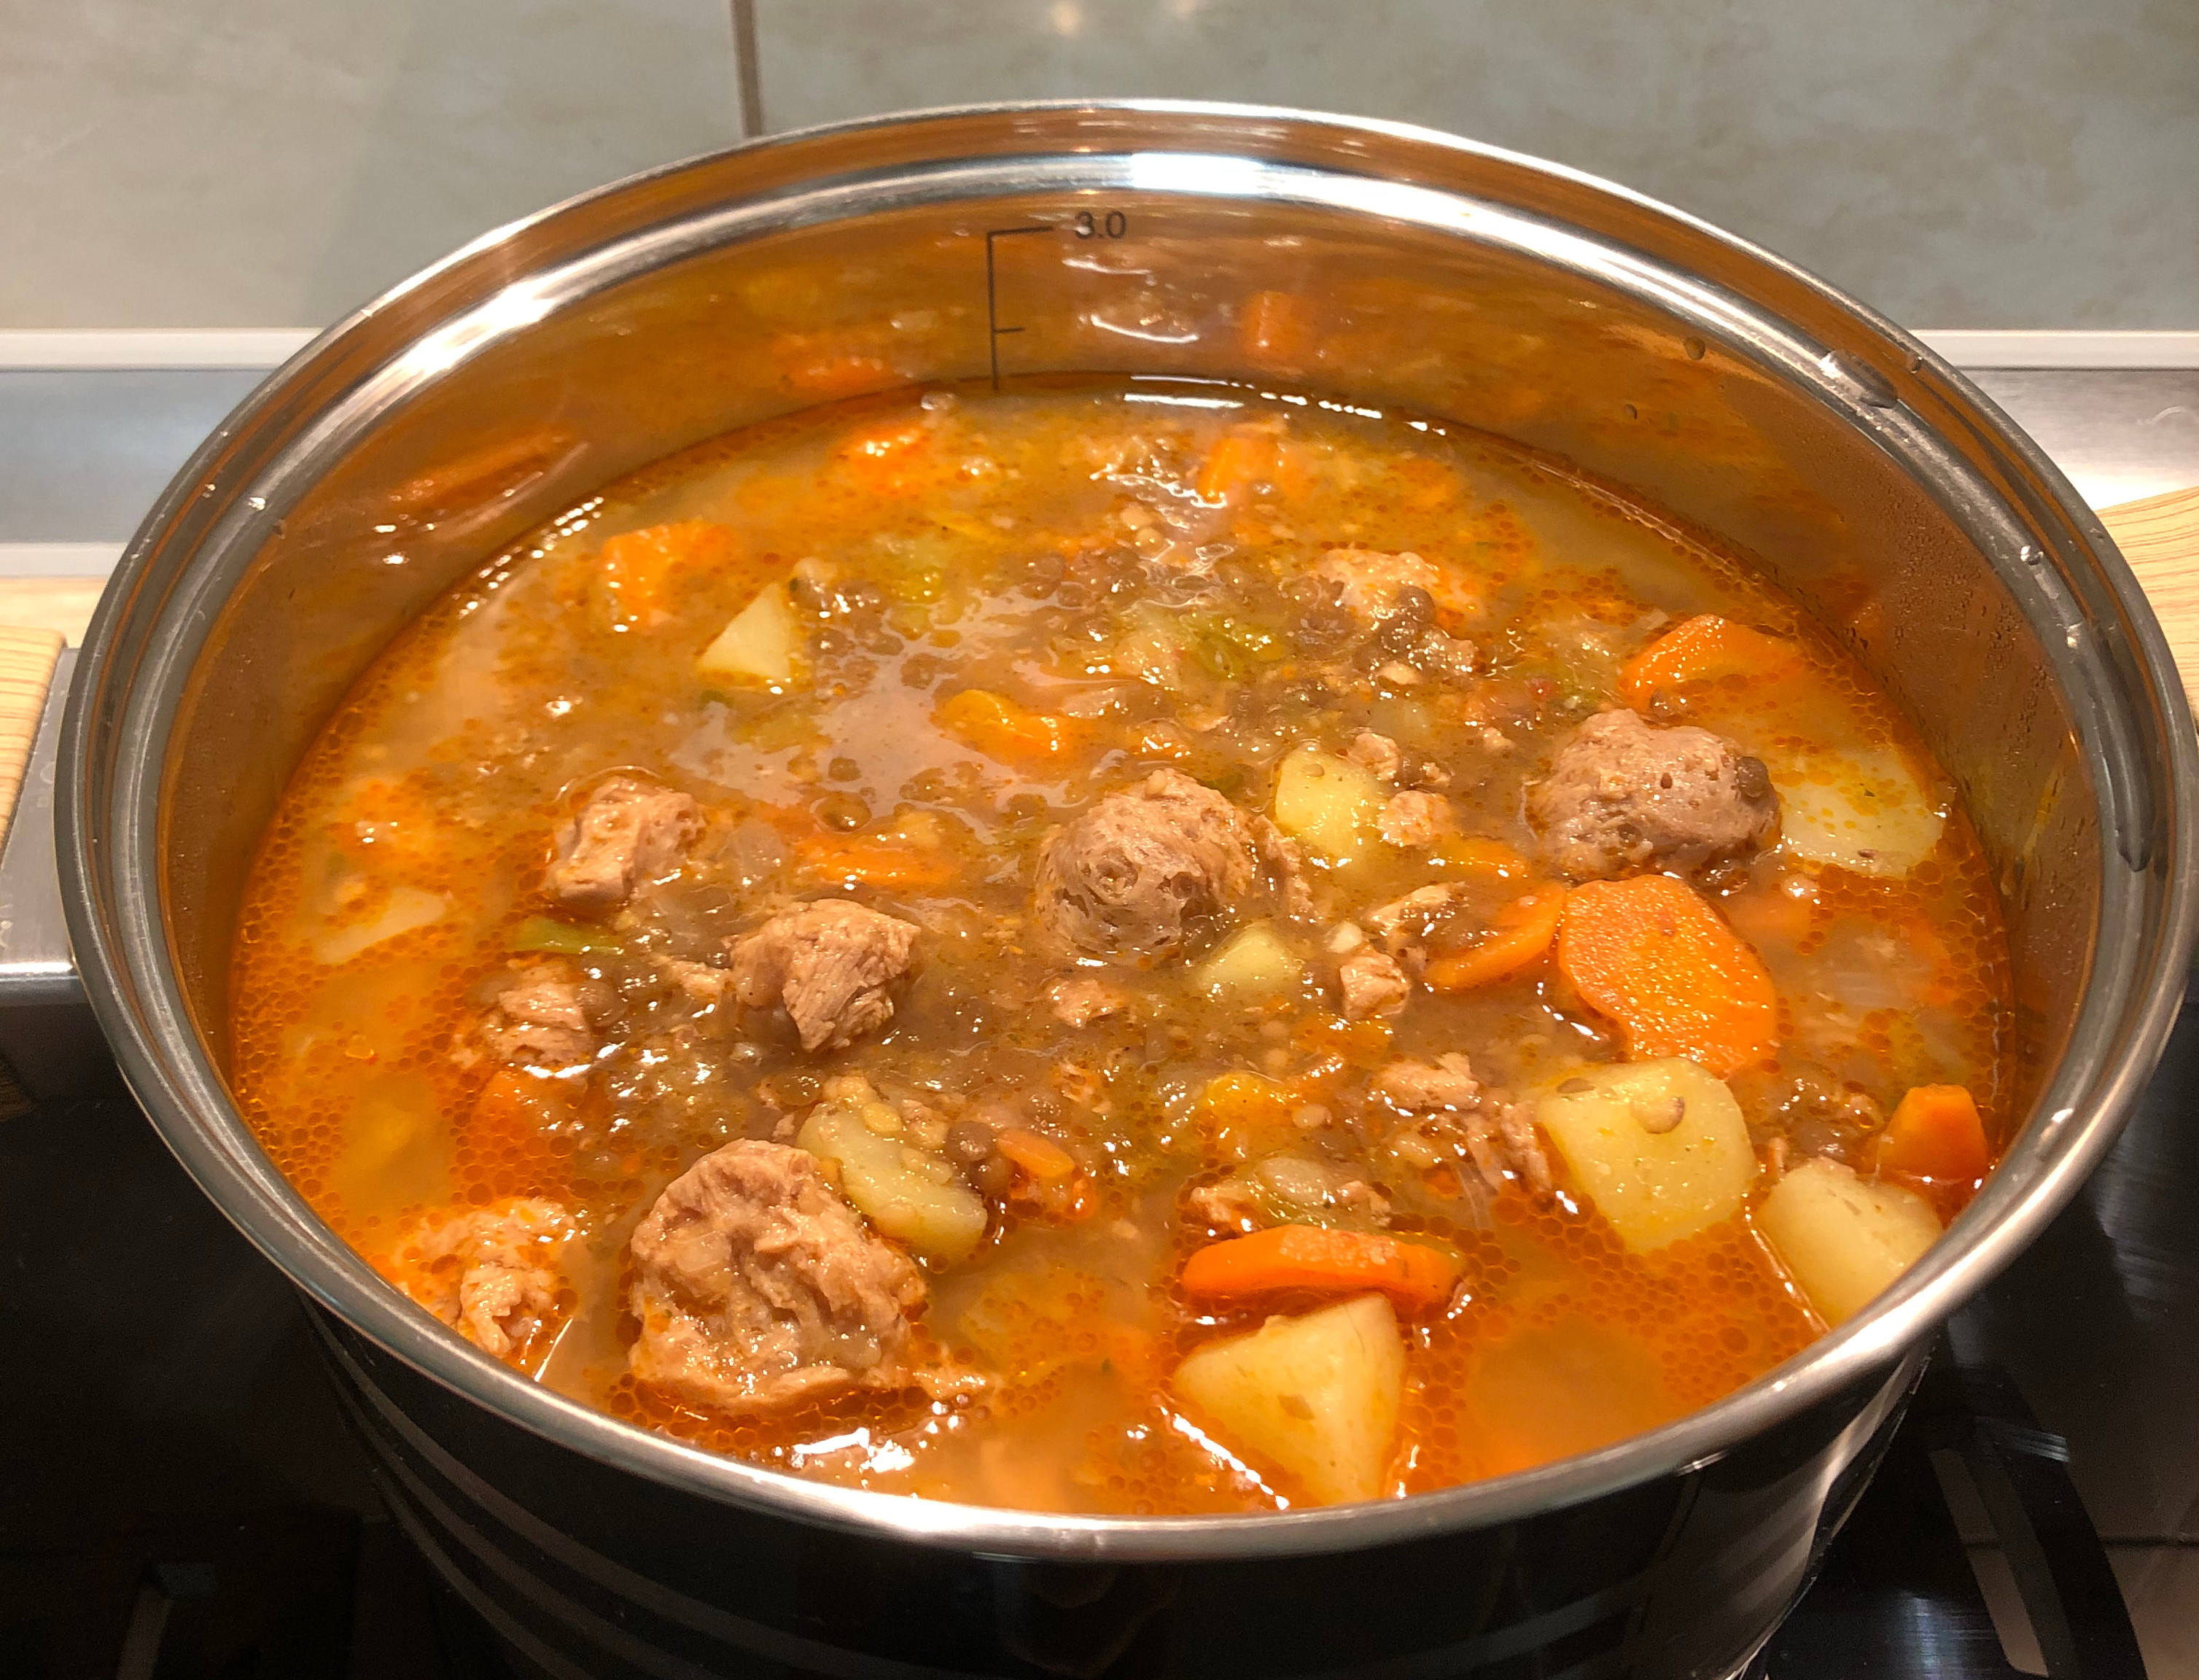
[0,0,738,327]
[752,0,2199,328]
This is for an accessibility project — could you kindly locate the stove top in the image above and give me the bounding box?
[1,358,2195,1678]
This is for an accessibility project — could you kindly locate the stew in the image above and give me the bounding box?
[230,378,2010,1513]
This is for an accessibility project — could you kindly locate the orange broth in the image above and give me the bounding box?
[229,379,2011,1513]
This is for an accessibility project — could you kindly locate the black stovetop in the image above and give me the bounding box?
[4,973,2195,1680]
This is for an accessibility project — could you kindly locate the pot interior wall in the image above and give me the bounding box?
[159,152,2093,1137]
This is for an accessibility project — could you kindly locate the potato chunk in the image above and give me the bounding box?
[1194,922,1304,1000]
[698,578,799,686]
[1272,746,1385,864]
[1756,1158,1941,1324]
[1536,1059,1757,1251]
[1770,744,1945,879]
[798,1093,986,1265]
[314,885,448,966]
[1172,1294,1404,1505]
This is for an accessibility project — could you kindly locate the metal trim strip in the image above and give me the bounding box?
[6,327,2196,373]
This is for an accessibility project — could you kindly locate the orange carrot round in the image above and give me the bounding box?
[1180,1225,1465,1314]
[996,1127,1078,1181]
[1619,614,1802,709]
[1556,874,1780,1076]
[933,688,1090,763]
[796,836,960,890]
[596,520,739,629]
[1875,1084,1989,1183]
[1194,424,1278,506]
[1423,885,1567,991]
[1427,835,1536,882]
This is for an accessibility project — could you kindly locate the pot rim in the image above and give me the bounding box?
[57,97,2199,1562]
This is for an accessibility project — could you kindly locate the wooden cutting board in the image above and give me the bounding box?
[2100,487,2199,700]
[0,492,2191,844]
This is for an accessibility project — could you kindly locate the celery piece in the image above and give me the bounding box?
[508,916,620,956]
[1185,612,1285,682]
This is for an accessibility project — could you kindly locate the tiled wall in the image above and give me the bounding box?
[4,0,2194,330]
[0,0,740,328]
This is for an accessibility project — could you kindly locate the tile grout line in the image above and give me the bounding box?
[730,0,765,139]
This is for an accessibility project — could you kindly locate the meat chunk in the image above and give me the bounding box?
[1362,882,1471,973]
[662,957,731,1007]
[1032,769,1293,962]
[1378,790,1454,849]
[728,900,919,1051]
[1374,1054,1485,1113]
[1338,946,1411,1019]
[544,777,703,914]
[1315,548,1472,624]
[1255,817,1318,919]
[1373,1054,1552,1195]
[389,1198,576,1359]
[627,1139,929,1416]
[481,963,599,1067]
[1527,709,1778,882]
[1047,974,1134,1028]
[1347,730,1403,782]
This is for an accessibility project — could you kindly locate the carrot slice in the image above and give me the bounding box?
[796,836,959,890]
[1876,1084,1989,1182]
[1423,885,1567,991]
[596,520,740,628]
[1556,875,1780,1076]
[1180,1226,1464,1314]
[1290,1014,1395,1066]
[1427,835,1537,882]
[1619,615,1802,709]
[828,413,937,496]
[1194,424,1277,505]
[997,1127,1077,1181]
[934,688,1091,763]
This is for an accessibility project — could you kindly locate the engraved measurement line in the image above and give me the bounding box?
[984,224,1051,392]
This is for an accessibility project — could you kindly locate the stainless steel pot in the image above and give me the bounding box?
[55,102,2198,1678]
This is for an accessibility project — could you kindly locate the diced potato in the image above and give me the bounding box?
[332,1071,451,1213]
[314,885,449,965]
[1756,1158,1942,1324]
[798,1094,986,1265]
[1770,744,1945,879]
[1172,1294,1404,1504]
[1194,922,1304,1000]
[1536,1059,1758,1252]
[697,578,799,687]
[1272,746,1385,864]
